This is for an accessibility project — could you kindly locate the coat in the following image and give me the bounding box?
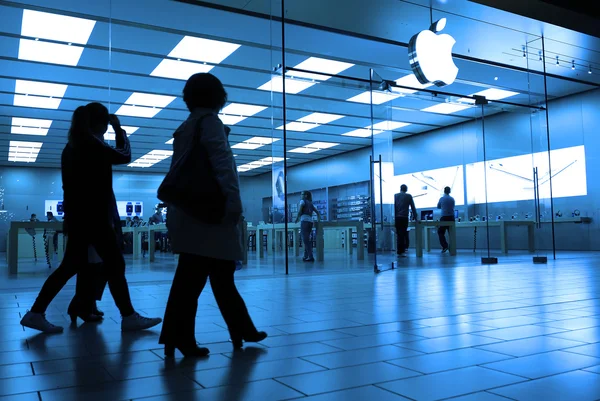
[166,108,244,261]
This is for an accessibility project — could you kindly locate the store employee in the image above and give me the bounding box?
[437,186,455,253]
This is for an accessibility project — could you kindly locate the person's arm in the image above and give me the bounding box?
[410,196,418,221]
[81,115,131,165]
[295,201,303,223]
[200,115,242,221]
[313,205,321,222]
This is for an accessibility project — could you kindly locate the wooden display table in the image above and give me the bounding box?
[315,221,365,262]
[7,221,65,274]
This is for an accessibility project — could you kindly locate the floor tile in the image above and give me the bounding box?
[336,321,425,337]
[0,366,112,397]
[403,323,496,338]
[40,372,201,401]
[0,363,32,379]
[476,316,551,329]
[289,385,411,401]
[476,325,568,341]
[565,343,600,358]
[448,392,519,400]
[483,350,600,379]
[321,331,425,350]
[377,366,525,401]
[388,348,512,374]
[400,334,502,353]
[490,370,600,401]
[583,365,600,374]
[0,394,40,401]
[191,357,324,387]
[276,362,420,395]
[274,319,362,334]
[550,327,600,343]
[259,330,352,348]
[476,336,586,357]
[302,344,422,369]
[538,317,600,331]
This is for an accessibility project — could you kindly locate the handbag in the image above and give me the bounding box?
[157,113,226,224]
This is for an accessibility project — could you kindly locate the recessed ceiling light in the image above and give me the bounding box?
[115,93,176,118]
[237,156,285,172]
[11,117,52,136]
[219,103,267,125]
[150,59,214,80]
[347,91,402,105]
[219,115,247,125]
[13,80,68,109]
[299,112,344,124]
[289,57,354,81]
[277,112,344,132]
[231,137,279,150]
[221,103,267,116]
[421,103,472,114]
[342,128,373,138]
[122,93,176,108]
[128,149,174,168]
[472,88,519,100]
[21,10,96,45]
[393,74,433,94]
[257,76,316,94]
[8,140,43,162]
[167,36,240,64]
[289,141,340,153]
[165,138,174,145]
[18,39,85,66]
[371,121,411,131]
[104,126,138,141]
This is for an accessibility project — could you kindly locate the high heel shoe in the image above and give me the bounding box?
[231,331,268,349]
[164,344,210,358]
[92,303,104,317]
[68,310,103,323]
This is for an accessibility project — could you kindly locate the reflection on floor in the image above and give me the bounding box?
[0,251,599,400]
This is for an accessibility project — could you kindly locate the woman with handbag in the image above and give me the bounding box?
[20,102,162,333]
[158,73,266,358]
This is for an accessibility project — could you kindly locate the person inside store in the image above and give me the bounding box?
[149,206,164,225]
[394,184,418,257]
[437,186,456,253]
[20,102,162,333]
[30,213,38,222]
[158,72,266,357]
[46,211,60,253]
[295,190,321,262]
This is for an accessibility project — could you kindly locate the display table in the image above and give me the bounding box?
[452,220,536,254]
[7,221,65,274]
[122,226,146,259]
[315,221,365,262]
[412,220,457,257]
[256,223,300,258]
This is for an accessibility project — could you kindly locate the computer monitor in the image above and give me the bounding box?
[421,210,434,221]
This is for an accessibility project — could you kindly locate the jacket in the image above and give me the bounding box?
[62,127,131,236]
[166,108,243,261]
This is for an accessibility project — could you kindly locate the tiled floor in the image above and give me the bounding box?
[0,251,599,400]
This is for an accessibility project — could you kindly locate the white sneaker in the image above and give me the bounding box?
[20,311,64,334]
[121,312,162,332]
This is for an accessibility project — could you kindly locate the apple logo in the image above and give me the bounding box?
[408,18,459,87]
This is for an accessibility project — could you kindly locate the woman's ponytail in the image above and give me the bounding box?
[68,105,91,144]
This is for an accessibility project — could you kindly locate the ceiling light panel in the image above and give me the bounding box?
[104,126,139,141]
[128,150,173,168]
[394,74,434,94]
[165,138,174,145]
[221,103,267,116]
[21,10,96,45]
[219,114,247,125]
[290,141,340,153]
[18,39,85,66]
[13,80,68,110]
[371,121,411,131]
[167,36,240,64]
[347,91,402,105]
[237,157,285,172]
[421,103,472,114]
[257,76,316,94]
[231,137,279,150]
[290,57,354,81]
[472,88,520,100]
[342,128,373,138]
[299,113,344,124]
[278,121,320,132]
[115,93,176,118]
[8,140,43,162]
[150,59,214,80]
[11,117,52,136]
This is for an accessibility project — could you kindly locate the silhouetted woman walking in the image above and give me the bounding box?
[20,102,161,333]
[159,73,266,357]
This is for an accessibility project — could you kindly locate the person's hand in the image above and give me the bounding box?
[109,114,121,130]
